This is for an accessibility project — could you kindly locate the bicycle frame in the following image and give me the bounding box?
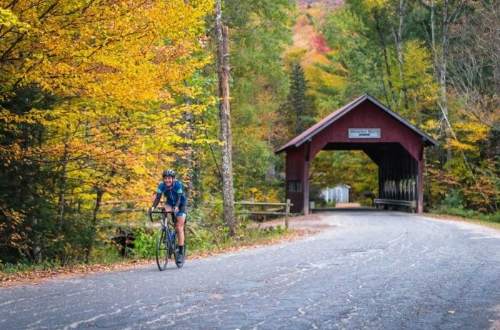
[152,210,176,244]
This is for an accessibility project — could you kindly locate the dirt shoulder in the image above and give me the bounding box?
[251,212,333,230]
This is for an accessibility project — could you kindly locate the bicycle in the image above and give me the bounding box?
[149,208,186,270]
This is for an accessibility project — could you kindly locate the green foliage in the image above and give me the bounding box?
[322,7,382,99]
[432,206,500,225]
[87,245,123,265]
[187,227,217,252]
[0,260,60,274]
[222,0,292,201]
[132,230,156,259]
[435,188,499,223]
[440,189,465,210]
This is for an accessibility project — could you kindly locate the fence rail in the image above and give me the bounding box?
[101,199,294,228]
[235,199,293,229]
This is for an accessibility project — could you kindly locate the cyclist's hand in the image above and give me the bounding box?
[173,206,179,213]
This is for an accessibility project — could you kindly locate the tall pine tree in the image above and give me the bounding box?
[282,63,316,137]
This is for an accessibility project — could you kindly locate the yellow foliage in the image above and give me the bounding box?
[365,0,389,10]
[0,0,214,212]
[447,139,477,152]
[1,0,212,103]
[446,121,489,155]
[304,62,345,93]
[453,122,489,143]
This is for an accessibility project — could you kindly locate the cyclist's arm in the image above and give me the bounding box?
[151,183,164,209]
[174,182,184,210]
[152,193,161,208]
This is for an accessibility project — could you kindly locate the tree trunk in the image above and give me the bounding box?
[33,216,42,263]
[428,0,456,162]
[392,0,409,111]
[86,187,104,262]
[215,0,236,236]
[440,0,452,162]
[374,12,395,108]
[57,142,69,231]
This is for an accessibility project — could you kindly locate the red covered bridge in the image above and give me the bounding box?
[275,94,437,214]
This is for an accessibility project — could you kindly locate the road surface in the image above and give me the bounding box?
[1,211,499,329]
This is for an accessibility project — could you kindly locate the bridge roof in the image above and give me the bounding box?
[275,94,437,154]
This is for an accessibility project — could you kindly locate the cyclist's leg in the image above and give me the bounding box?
[175,206,186,247]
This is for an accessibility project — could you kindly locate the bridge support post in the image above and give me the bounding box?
[285,144,309,214]
[417,146,424,213]
[303,160,310,215]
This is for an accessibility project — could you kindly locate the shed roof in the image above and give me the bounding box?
[275,94,437,153]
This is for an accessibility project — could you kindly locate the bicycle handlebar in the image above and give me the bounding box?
[148,208,175,222]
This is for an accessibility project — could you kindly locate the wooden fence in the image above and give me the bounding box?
[100,199,294,229]
[235,199,293,229]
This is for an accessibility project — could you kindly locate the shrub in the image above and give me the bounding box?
[132,230,156,259]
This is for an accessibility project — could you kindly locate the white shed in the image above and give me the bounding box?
[321,184,350,203]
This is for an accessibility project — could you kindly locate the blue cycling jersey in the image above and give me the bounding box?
[156,180,186,207]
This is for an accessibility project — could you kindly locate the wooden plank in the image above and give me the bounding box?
[374,198,416,207]
[237,211,288,216]
[235,201,289,206]
[110,208,146,213]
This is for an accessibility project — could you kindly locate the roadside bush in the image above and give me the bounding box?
[433,189,500,223]
[441,189,465,209]
[132,230,156,259]
[187,227,217,252]
[88,244,122,264]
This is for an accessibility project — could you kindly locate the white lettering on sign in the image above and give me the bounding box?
[348,128,381,138]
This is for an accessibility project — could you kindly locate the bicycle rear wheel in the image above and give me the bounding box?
[155,229,168,271]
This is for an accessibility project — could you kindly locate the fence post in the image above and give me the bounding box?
[285,198,291,229]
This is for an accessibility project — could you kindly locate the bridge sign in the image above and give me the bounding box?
[348,128,381,138]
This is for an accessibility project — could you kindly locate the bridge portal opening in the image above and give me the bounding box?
[310,150,377,209]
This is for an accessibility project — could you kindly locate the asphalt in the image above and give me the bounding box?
[1,211,499,330]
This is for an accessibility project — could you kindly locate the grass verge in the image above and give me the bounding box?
[424,211,500,231]
[0,226,310,287]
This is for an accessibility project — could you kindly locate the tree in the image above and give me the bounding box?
[215,0,236,236]
[281,63,317,138]
[0,0,214,264]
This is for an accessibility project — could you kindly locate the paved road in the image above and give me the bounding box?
[1,212,500,329]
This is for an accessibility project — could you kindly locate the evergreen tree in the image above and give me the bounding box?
[289,63,307,135]
[283,63,316,137]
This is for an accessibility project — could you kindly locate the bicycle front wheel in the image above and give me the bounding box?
[155,229,168,271]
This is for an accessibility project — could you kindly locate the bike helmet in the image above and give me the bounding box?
[162,169,176,178]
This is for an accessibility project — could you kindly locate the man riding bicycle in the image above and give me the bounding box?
[150,169,186,265]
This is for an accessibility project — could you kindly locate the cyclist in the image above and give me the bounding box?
[150,169,187,265]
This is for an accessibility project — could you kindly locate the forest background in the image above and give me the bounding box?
[0,0,498,267]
